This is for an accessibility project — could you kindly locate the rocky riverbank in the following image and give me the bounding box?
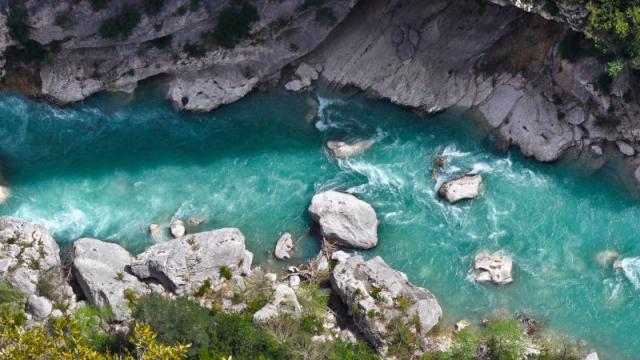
[0,184,601,358]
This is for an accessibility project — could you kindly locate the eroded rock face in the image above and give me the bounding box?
[72,238,151,321]
[438,175,483,203]
[0,217,63,297]
[274,232,294,260]
[325,139,374,158]
[131,228,252,295]
[285,62,319,92]
[308,191,378,249]
[331,255,442,349]
[3,0,357,111]
[472,252,513,285]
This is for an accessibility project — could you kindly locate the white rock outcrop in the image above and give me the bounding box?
[72,238,151,321]
[331,255,442,349]
[308,191,379,249]
[131,228,252,295]
[472,252,513,285]
[274,232,295,260]
[438,175,483,203]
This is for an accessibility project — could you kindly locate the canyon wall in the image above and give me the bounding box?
[1,0,640,177]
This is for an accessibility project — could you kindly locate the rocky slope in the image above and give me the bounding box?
[1,0,640,177]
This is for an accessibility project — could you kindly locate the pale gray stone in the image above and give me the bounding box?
[72,238,150,321]
[274,232,295,260]
[309,191,379,249]
[331,256,442,349]
[131,228,252,295]
[438,175,483,203]
[473,252,513,285]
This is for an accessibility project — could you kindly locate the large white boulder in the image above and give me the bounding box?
[131,228,252,295]
[472,252,513,285]
[308,191,379,249]
[438,174,483,203]
[72,238,151,321]
[274,232,295,260]
[331,256,442,349]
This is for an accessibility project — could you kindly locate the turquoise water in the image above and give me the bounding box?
[0,87,639,357]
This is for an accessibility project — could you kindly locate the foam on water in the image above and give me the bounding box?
[0,89,639,357]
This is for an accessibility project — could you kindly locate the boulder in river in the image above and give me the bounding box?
[274,232,295,260]
[308,190,378,249]
[170,219,186,238]
[325,139,375,158]
[131,228,252,295]
[472,252,513,285]
[331,255,442,349]
[583,352,599,360]
[72,238,151,321]
[438,174,483,203]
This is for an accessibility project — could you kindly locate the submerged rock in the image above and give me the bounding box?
[438,174,483,203]
[274,232,295,260]
[72,238,150,321]
[149,224,163,241]
[308,191,379,249]
[331,255,442,349]
[253,284,302,323]
[472,252,513,285]
[595,250,620,268]
[170,219,186,238]
[325,139,375,158]
[131,228,252,295]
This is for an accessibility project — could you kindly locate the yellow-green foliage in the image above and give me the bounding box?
[0,312,190,359]
[583,0,640,62]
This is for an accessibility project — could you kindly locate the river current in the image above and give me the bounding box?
[0,87,638,357]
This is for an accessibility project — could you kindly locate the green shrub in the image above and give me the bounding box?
[219,266,232,280]
[150,34,173,49]
[134,294,289,359]
[485,319,527,360]
[54,12,73,30]
[143,0,166,16]
[89,0,108,11]
[543,0,560,16]
[183,42,206,58]
[72,306,115,352]
[212,2,260,49]
[608,58,625,77]
[99,6,141,40]
[327,341,378,360]
[314,7,337,27]
[0,280,25,323]
[195,279,212,297]
[7,4,31,43]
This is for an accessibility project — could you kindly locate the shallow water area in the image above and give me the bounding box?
[0,88,639,357]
